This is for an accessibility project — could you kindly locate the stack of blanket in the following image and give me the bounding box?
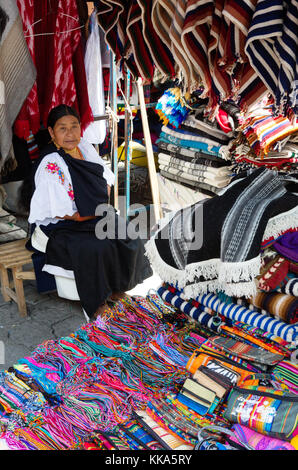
[156,105,236,196]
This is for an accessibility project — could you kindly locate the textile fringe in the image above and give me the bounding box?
[263,206,298,241]
[218,255,262,283]
[144,238,185,288]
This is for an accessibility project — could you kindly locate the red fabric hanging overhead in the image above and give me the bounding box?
[14,0,93,139]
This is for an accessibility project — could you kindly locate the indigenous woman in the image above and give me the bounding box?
[27,104,152,319]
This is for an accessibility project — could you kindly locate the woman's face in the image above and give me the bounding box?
[48,114,81,150]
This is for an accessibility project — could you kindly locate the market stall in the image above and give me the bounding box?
[0,0,297,453]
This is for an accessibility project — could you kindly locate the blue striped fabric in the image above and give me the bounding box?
[157,286,298,344]
[245,0,298,116]
[157,135,221,156]
[156,287,222,333]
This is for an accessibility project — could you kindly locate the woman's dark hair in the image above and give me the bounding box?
[47,104,81,129]
[18,105,81,214]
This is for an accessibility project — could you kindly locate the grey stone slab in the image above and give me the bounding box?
[0,342,32,370]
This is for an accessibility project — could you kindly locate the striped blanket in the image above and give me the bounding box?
[157,285,298,344]
[250,291,298,325]
[157,141,231,167]
[145,167,298,299]
[245,0,298,116]
[159,169,224,196]
[158,153,232,188]
[180,0,268,113]
[158,152,232,176]
[241,114,298,158]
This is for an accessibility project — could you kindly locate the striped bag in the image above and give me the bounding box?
[224,381,298,441]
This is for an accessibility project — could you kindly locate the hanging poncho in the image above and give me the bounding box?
[145,167,298,299]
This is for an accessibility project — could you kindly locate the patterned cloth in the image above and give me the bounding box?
[145,167,298,299]
[0,0,36,168]
[158,285,298,343]
[245,0,298,116]
[250,292,298,325]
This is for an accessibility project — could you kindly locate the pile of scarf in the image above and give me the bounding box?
[230,101,298,173]
[95,0,297,119]
[145,167,298,299]
[0,291,297,450]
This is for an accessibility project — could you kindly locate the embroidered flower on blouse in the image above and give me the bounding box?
[46,162,65,185]
[67,184,74,201]
[45,162,74,201]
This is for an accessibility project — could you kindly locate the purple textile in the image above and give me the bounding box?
[273,231,298,263]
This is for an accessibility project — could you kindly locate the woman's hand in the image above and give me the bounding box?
[57,212,96,222]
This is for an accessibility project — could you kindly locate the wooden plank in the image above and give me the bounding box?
[136,77,162,223]
[15,270,36,281]
[2,256,33,269]
[0,251,32,262]
[0,239,28,254]
[0,266,10,302]
[12,266,27,317]
[4,286,17,303]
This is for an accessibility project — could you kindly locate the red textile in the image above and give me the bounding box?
[14,0,93,139]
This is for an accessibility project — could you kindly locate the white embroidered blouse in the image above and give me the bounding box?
[28,138,115,226]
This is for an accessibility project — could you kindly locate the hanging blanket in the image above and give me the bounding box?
[14,0,93,138]
[145,168,298,299]
[0,0,36,169]
[137,0,175,80]
[245,0,298,116]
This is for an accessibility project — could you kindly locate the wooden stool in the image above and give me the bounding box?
[0,239,36,316]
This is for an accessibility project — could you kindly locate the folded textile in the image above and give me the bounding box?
[250,292,298,325]
[232,141,298,170]
[159,169,223,196]
[157,134,222,156]
[184,113,235,141]
[273,231,298,263]
[176,124,230,146]
[161,125,225,151]
[157,173,209,212]
[158,285,298,344]
[158,162,231,189]
[272,360,298,395]
[258,255,290,292]
[277,278,298,297]
[146,167,298,299]
[157,140,230,167]
[241,114,298,158]
[158,153,232,177]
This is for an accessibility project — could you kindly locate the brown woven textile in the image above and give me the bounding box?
[0,1,36,170]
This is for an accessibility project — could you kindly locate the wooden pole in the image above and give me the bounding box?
[110,51,118,210]
[136,77,162,223]
[124,67,131,220]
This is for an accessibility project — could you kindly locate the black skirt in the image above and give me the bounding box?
[42,214,152,318]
